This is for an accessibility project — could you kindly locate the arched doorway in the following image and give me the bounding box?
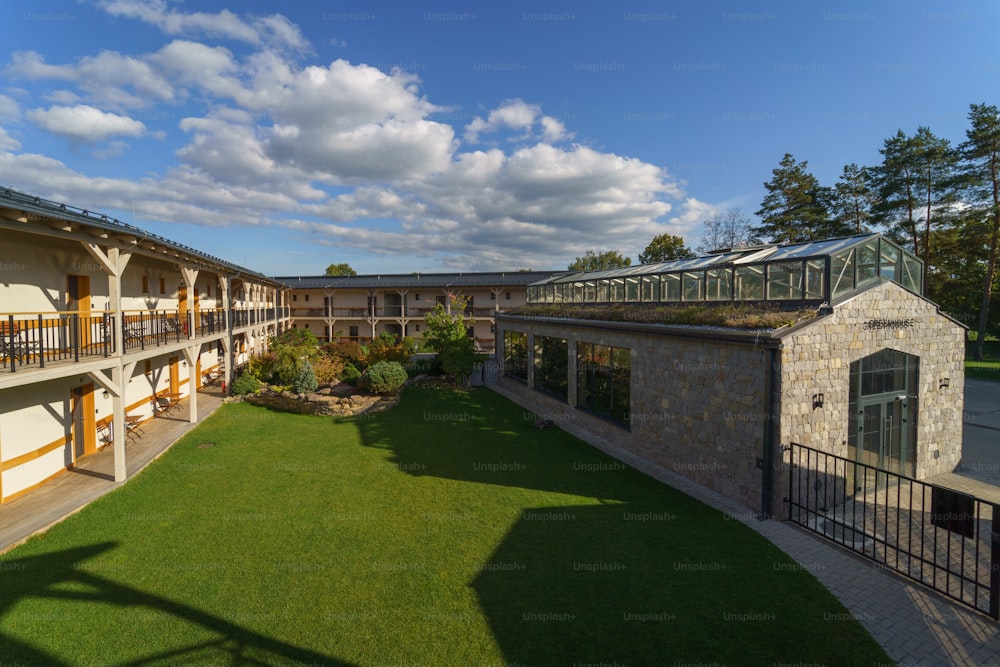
[847,348,919,487]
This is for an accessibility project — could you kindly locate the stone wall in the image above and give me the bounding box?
[777,280,965,479]
[237,389,399,418]
[496,317,772,512]
[497,281,966,517]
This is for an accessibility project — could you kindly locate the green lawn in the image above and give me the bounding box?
[0,385,891,666]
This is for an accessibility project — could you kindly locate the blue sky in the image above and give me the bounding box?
[0,0,996,276]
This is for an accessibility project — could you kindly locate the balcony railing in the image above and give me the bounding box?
[2,307,237,373]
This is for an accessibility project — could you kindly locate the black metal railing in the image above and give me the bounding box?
[2,308,230,373]
[787,442,999,619]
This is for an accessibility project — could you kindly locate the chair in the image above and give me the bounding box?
[0,322,36,365]
[125,414,144,439]
[152,394,173,417]
[97,422,114,451]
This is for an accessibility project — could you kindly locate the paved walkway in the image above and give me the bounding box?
[489,382,1000,667]
[0,386,226,554]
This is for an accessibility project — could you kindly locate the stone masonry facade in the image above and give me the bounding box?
[776,279,965,480]
[496,280,965,516]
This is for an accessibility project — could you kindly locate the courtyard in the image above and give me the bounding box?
[0,385,889,665]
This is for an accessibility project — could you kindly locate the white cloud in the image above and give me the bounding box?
[97,0,309,51]
[7,49,174,110]
[464,99,575,144]
[0,16,696,270]
[0,128,20,151]
[27,105,147,142]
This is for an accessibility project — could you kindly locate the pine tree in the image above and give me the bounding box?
[830,163,877,234]
[960,103,1000,359]
[753,153,831,243]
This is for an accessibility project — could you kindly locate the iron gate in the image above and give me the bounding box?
[786,442,1000,619]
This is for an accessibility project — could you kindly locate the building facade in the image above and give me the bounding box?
[279,272,559,349]
[0,188,290,502]
[497,234,965,516]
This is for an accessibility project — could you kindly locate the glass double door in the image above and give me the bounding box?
[853,393,909,490]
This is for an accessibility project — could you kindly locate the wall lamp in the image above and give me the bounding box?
[812,393,824,409]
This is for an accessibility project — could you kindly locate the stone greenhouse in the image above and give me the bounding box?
[495,233,966,517]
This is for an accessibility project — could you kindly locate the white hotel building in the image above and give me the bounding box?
[0,188,290,503]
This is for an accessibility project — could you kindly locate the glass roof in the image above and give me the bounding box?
[535,233,882,286]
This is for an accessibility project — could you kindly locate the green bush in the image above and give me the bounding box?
[246,352,276,381]
[363,361,408,395]
[366,333,416,365]
[231,372,262,396]
[323,340,366,370]
[339,362,362,385]
[293,360,319,394]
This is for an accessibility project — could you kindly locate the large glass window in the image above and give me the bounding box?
[641,275,659,302]
[805,259,826,300]
[503,330,528,383]
[901,254,921,294]
[767,262,804,299]
[625,277,640,302]
[831,248,855,298]
[610,278,625,301]
[584,280,597,302]
[682,271,704,301]
[577,342,630,426]
[661,273,681,302]
[597,279,611,302]
[734,265,764,300]
[857,239,878,284]
[534,335,568,400]
[880,241,899,281]
[705,268,732,301]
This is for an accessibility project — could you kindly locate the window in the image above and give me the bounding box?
[207,284,211,297]
[577,342,630,426]
[766,262,804,300]
[506,291,511,300]
[305,294,310,302]
[504,330,528,382]
[415,293,420,301]
[159,278,166,294]
[534,336,568,400]
[348,325,359,338]
[293,295,298,302]
[142,276,149,293]
[705,268,732,301]
[491,292,496,300]
[625,278,640,302]
[805,259,825,300]
[682,271,703,301]
[831,248,855,298]
[734,266,764,300]
[661,273,681,302]
[641,275,659,302]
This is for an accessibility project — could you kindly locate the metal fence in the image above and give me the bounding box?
[786,442,1000,619]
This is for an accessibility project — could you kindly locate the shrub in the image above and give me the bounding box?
[339,362,362,385]
[293,360,319,394]
[247,352,276,382]
[363,361,408,395]
[231,372,262,396]
[323,340,366,369]
[312,355,345,385]
[366,333,416,365]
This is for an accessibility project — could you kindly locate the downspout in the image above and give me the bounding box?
[760,345,781,519]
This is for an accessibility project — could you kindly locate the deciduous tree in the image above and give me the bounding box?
[325,263,357,276]
[638,233,695,263]
[568,250,631,271]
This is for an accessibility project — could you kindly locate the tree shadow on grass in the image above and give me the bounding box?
[355,385,644,501]
[0,542,355,666]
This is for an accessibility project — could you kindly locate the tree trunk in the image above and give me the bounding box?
[975,155,1000,360]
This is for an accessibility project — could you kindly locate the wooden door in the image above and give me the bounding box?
[178,285,189,335]
[70,383,96,461]
[169,357,179,396]
[67,275,91,347]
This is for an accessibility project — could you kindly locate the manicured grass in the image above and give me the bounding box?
[0,385,891,665]
[966,359,1000,381]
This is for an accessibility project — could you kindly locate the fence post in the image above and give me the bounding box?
[991,503,1000,620]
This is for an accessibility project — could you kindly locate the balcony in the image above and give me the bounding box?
[1,307,280,374]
